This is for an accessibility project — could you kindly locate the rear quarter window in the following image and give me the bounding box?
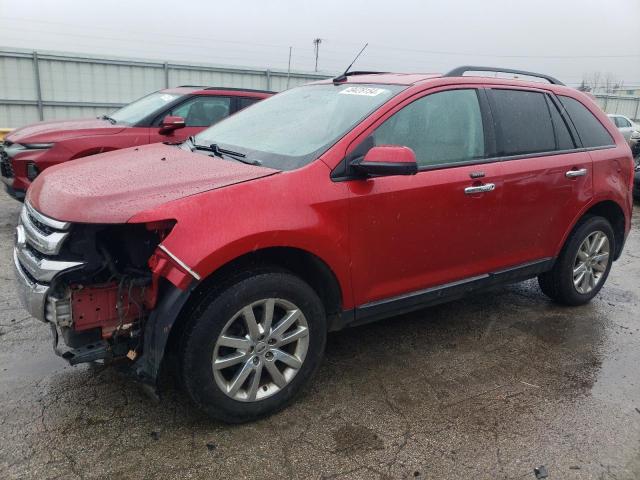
[238,97,260,110]
[558,96,614,148]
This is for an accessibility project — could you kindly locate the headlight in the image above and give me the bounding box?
[21,143,54,149]
[5,143,54,158]
[631,131,640,140]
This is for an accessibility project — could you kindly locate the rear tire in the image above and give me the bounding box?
[180,271,326,423]
[538,215,614,306]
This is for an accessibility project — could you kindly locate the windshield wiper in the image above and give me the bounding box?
[188,137,261,165]
[99,114,116,124]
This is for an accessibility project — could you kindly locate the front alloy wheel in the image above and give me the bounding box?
[213,298,309,402]
[180,271,326,423]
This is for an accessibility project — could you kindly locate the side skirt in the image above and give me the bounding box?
[334,258,554,330]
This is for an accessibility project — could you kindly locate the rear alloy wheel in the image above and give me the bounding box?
[180,272,326,423]
[572,231,610,294]
[538,215,615,306]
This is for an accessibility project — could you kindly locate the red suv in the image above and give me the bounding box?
[1,86,272,199]
[13,67,633,422]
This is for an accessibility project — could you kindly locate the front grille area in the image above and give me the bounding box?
[0,156,14,178]
[14,202,84,321]
[0,145,13,178]
[28,212,55,236]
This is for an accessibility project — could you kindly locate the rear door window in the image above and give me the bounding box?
[489,89,556,156]
[617,117,631,128]
[558,96,614,148]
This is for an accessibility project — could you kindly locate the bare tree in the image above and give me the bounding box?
[577,80,591,92]
[582,71,622,94]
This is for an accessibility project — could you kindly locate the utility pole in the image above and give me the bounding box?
[286,46,292,89]
[313,38,322,72]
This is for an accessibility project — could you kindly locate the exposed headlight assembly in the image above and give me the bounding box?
[5,143,54,158]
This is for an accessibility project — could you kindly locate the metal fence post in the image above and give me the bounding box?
[32,51,44,120]
[164,62,169,88]
[266,69,271,91]
[634,97,640,122]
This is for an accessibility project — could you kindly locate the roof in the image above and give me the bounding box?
[161,86,274,96]
[315,73,441,86]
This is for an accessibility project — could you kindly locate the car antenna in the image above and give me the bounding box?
[333,43,369,84]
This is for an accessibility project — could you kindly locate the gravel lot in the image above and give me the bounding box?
[0,195,639,480]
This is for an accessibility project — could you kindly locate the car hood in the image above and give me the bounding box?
[28,143,279,223]
[6,118,126,143]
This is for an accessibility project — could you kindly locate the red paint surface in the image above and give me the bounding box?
[28,143,279,223]
[363,145,416,164]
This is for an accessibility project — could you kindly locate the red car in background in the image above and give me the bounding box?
[0,86,273,199]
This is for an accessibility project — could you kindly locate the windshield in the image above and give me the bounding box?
[193,83,405,170]
[110,92,183,125]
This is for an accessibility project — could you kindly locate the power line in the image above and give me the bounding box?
[2,16,639,62]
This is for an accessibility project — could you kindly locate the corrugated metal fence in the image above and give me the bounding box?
[1,48,639,128]
[593,94,640,123]
[0,48,330,128]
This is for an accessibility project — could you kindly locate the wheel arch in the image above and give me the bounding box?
[562,199,627,260]
[159,246,345,375]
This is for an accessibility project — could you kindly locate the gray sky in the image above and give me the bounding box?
[1,0,639,87]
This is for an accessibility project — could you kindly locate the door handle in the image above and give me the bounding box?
[565,168,587,178]
[464,183,495,195]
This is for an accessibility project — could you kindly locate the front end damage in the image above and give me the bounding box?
[13,200,194,385]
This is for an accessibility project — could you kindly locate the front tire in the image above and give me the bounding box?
[538,215,614,306]
[180,271,326,423]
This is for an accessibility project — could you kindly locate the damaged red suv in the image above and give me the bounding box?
[1,86,272,199]
[13,67,633,422]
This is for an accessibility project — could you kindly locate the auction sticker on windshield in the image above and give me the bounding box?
[339,86,387,96]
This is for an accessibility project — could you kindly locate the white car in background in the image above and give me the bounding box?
[607,114,640,153]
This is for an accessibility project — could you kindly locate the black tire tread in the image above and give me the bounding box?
[179,270,326,423]
[538,214,614,306]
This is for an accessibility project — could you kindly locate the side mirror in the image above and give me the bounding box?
[159,115,185,134]
[352,145,418,177]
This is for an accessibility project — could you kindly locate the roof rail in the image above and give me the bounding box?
[203,87,275,94]
[176,85,275,94]
[444,66,564,86]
